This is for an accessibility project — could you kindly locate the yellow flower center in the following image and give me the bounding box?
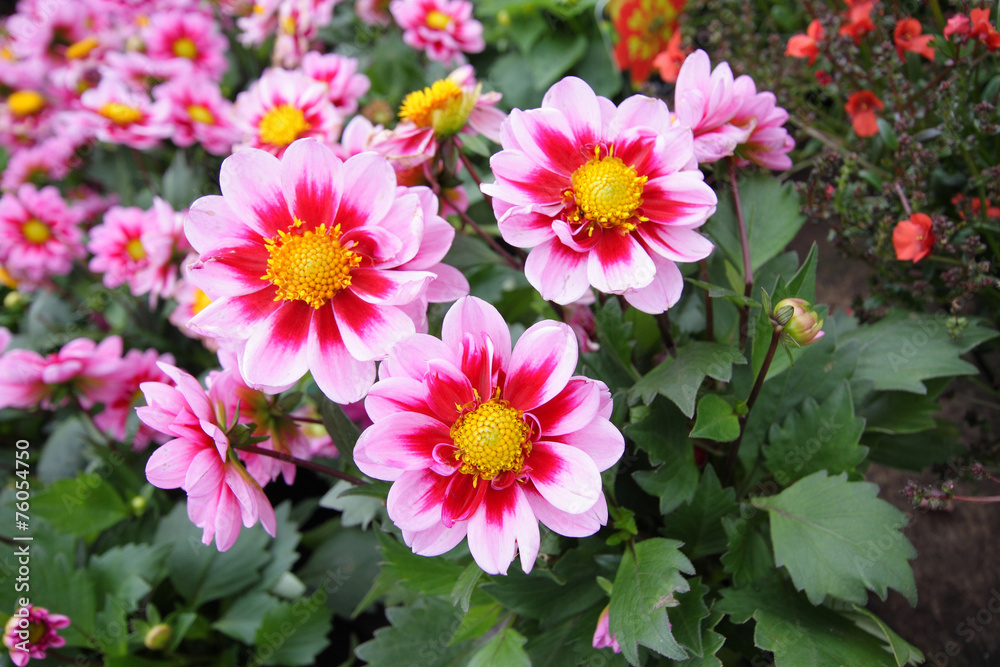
[172,37,198,59]
[187,104,215,124]
[22,218,51,244]
[0,264,18,289]
[426,10,452,30]
[258,104,311,147]
[100,102,144,126]
[1,46,13,61]
[8,90,46,117]
[126,238,146,261]
[451,400,531,481]
[261,221,361,309]
[281,16,297,34]
[568,147,647,233]
[191,288,212,315]
[66,36,100,60]
[399,79,477,137]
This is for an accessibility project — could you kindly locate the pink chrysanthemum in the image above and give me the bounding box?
[80,76,172,149]
[233,68,342,157]
[184,138,454,403]
[673,49,753,164]
[93,348,174,450]
[731,76,795,171]
[236,0,283,46]
[139,362,277,551]
[0,138,77,191]
[142,10,229,81]
[301,51,371,116]
[481,76,717,314]
[0,336,126,411]
[0,184,85,288]
[354,297,623,575]
[390,0,484,65]
[170,257,216,344]
[3,605,70,667]
[357,0,392,26]
[154,77,241,155]
[271,0,340,68]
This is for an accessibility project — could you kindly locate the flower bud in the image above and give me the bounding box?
[774,298,825,346]
[144,623,172,651]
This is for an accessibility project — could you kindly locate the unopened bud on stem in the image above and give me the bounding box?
[773,298,824,346]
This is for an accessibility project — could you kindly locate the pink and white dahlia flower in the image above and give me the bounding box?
[481,76,717,314]
[730,76,795,171]
[154,77,241,155]
[142,10,230,81]
[0,184,85,288]
[673,50,753,164]
[390,0,485,65]
[233,68,342,156]
[80,76,172,149]
[301,52,371,116]
[93,347,174,451]
[3,605,70,667]
[184,139,454,403]
[354,297,624,575]
[138,362,277,551]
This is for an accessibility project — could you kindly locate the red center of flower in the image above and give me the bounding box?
[451,398,531,481]
[567,146,648,234]
[261,220,361,309]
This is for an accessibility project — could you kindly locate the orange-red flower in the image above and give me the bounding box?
[970,8,1000,50]
[952,194,1000,220]
[840,0,875,43]
[892,213,936,262]
[944,14,971,39]
[786,19,824,65]
[894,18,935,61]
[652,30,689,83]
[844,90,883,137]
[608,0,687,86]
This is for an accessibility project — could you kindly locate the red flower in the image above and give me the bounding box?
[652,30,689,84]
[786,19,824,66]
[608,0,687,85]
[839,0,875,43]
[844,90,884,137]
[815,69,833,86]
[970,8,1000,50]
[892,213,936,262]
[952,194,1000,220]
[894,18,935,61]
[944,14,971,39]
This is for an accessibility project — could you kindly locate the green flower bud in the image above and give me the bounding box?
[144,623,172,651]
[774,298,824,346]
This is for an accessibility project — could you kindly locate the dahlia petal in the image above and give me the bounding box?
[333,290,415,362]
[622,252,685,314]
[587,232,656,294]
[307,304,376,404]
[185,448,225,497]
[425,359,476,423]
[364,376,436,422]
[611,95,672,136]
[541,76,604,149]
[281,138,344,230]
[637,223,714,263]
[353,411,451,470]
[225,464,260,528]
[213,487,241,551]
[523,239,590,305]
[505,321,578,411]
[380,333,454,381]
[529,378,601,437]
[335,151,399,233]
[442,296,512,368]
[185,195,255,252]
[403,520,469,557]
[495,202,559,248]
[189,239,269,298]
[467,483,537,575]
[486,149,569,207]
[525,485,607,537]
[528,441,602,514]
[186,288,278,341]
[505,107,584,177]
[550,415,625,471]
[341,226,404,264]
[145,438,203,489]
[467,105,505,143]
[386,468,450,531]
[349,268,435,306]
[157,363,215,424]
[424,263,471,302]
[441,472,489,527]
[241,301,312,389]
[219,149,294,240]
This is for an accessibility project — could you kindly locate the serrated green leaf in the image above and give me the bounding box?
[33,472,129,537]
[253,590,333,666]
[752,471,916,605]
[858,391,939,435]
[450,604,503,646]
[863,419,964,470]
[320,397,362,453]
[720,516,773,588]
[670,577,711,657]
[320,480,385,530]
[675,609,724,667]
[763,381,868,486]
[628,400,699,514]
[609,538,694,665]
[451,562,483,613]
[846,605,924,665]
[685,278,757,306]
[213,592,281,644]
[88,543,169,611]
[662,467,738,559]
[690,394,740,442]
[355,598,474,666]
[630,343,746,417]
[467,626,530,667]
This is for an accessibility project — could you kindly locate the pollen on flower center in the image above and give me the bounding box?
[258,104,311,147]
[426,10,452,30]
[126,238,146,261]
[66,36,100,60]
[398,79,476,137]
[451,400,531,480]
[21,218,51,244]
[568,147,648,233]
[172,37,198,59]
[100,102,144,126]
[187,104,215,124]
[8,90,46,117]
[261,221,362,309]
[192,288,211,315]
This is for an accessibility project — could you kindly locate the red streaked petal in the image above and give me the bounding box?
[219,149,294,240]
[442,296,512,369]
[186,287,277,340]
[349,268,434,306]
[587,231,656,294]
[281,138,344,230]
[548,416,624,472]
[333,289,415,362]
[441,472,489,527]
[189,239,268,298]
[386,468,450,531]
[467,484,539,575]
[504,321,578,411]
[527,440,602,514]
[241,301,312,389]
[185,195,255,252]
[307,303,375,404]
[354,411,451,471]
[528,378,601,437]
[403,521,469,557]
[364,376,436,422]
[380,333,455,381]
[334,151,398,233]
[523,239,590,305]
[424,359,475,423]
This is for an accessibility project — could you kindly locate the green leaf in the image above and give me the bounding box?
[719,579,918,666]
[690,395,740,442]
[704,174,806,276]
[628,400,699,514]
[863,419,964,470]
[720,516,773,588]
[254,501,302,595]
[630,342,747,417]
[33,472,129,537]
[319,480,384,530]
[529,32,588,89]
[298,522,381,618]
[846,605,924,665]
[213,592,281,644]
[685,278,757,306]
[154,503,272,608]
[752,471,916,605]
[451,562,484,613]
[662,467,738,560]
[88,543,169,611]
[594,298,634,370]
[674,609,725,667]
[36,417,88,482]
[608,538,694,665]
[467,626,530,667]
[355,598,475,666]
[858,391,939,435]
[839,312,998,394]
[670,577,711,658]
[320,398,362,454]
[763,381,868,486]
[450,604,503,646]
[253,590,333,666]
[161,149,199,210]
[30,542,97,647]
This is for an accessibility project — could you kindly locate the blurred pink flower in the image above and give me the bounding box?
[138,362,277,551]
[0,138,77,192]
[390,0,484,65]
[0,184,85,288]
[357,0,392,26]
[673,49,753,163]
[355,297,623,574]
[301,51,371,115]
[482,76,716,313]
[93,348,174,450]
[154,77,241,155]
[592,605,622,653]
[80,76,172,149]
[731,76,794,170]
[3,605,70,667]
[143,10,229,81]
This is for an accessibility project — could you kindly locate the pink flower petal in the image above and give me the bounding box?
[549,416,625,471]
[145,438,202,489]
[527,441,602,514]
[494,202,559,248]
[641,171,718,228]
[364,376,436,422]
[213,487,241,551]
[442,296,512,368]
[333,289,415,362]
[403,520,469,557]
[353,411,451,471]
[241,301,312,388]
[525,485,608,537]
[186,288,278,340]
[189,239,269,298]
[441,472,488,527]
[524,239,590,305]
[185,195,255,252]
[335,151,398,233]
[467,483,538,575]
[219,149,294,240]
[621,252,684,314]
[541,76,604,151]
[307,304,376,404]
[380,333,455,381]
[281,138,344,230]
[184,448,225,497]
[349,268,435,306]
[424,359,476,423]
[529,377,601,436]
[587,231,656,294]
[424,263,470,302]
[504,321,578,411]
[386,468,450,531]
